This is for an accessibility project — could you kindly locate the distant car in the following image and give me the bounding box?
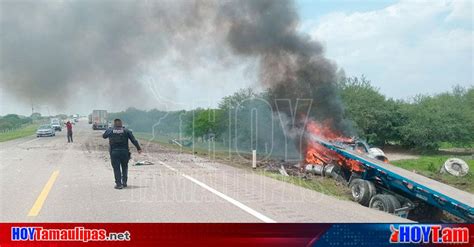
[51,122,62,131]
[37,124,55,137]
[50,118,62,131]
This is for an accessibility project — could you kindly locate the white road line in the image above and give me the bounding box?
[182,174,276,223]
[159,161,276,223]
[159,161,177,172]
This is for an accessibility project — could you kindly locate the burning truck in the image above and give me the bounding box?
[298,120,473,222]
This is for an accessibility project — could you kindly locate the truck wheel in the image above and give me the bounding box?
[385,195,401,211]
[369,194,396,213]
[350,179,376,206]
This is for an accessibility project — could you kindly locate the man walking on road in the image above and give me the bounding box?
[66,121,73,143]
[103,119,142,189]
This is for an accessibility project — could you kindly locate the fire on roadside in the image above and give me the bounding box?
[303,120,364,173]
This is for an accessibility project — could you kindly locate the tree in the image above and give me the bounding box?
[339,76,402,146]
[399,86,474,150]
[185,109,223,141]
[218,88,257,111]
[31,112,42,120]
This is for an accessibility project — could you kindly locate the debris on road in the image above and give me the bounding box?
[132,160,154,166]
[168,138,192,147]
[278,165,289,176]
[440,158,469,177]
[169,139,182,147]
[262,160,300,176]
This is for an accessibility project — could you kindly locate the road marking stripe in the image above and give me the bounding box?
[28,170,60,217]
[159,161,276,223]
[159,161,177,172]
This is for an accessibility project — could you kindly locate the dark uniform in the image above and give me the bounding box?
[103,127,141,187]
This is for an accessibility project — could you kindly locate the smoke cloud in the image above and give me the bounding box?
[1,0,219,105]
[0,0,351,134]
[219,0,352,135]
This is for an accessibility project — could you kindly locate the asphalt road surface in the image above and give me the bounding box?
[0,120,409,222]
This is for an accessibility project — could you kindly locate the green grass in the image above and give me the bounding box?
[392,155,474,193]
[0,124,37,142]
[262,172,351,200]
[439,142,473,149]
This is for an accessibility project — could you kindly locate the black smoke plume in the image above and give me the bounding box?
[219,0,352,135]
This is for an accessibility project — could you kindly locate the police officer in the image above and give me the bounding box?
[103,119,142,189]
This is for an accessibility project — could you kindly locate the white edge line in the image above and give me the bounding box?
[182,174,276,223]
[159,161,276,223]
[159,161,177,172]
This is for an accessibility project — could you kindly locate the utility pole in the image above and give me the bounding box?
[29,93,34,115]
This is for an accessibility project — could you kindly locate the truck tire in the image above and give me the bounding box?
[369,194,397,213]
[350,179,376,206]
[385,194,401,211]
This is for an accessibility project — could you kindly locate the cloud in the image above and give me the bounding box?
[306,0,473,99]
[446,0,473,21]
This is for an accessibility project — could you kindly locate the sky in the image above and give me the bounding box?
[0,0,472,116]
[298,0,473,98]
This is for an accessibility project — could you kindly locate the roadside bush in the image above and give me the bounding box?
[399,86,474,151]
[0,114,32,131]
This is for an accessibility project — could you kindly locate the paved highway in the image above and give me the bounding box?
[0,121,409,222]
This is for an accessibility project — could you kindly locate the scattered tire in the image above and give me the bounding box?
[441,158,469,177]
[369,194,397,213]
[350,179,376,206]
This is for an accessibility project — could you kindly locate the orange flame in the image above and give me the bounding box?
[304,120,364,173]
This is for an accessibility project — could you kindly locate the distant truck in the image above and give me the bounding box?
[91,110,108,130]
[72,114,79,122]
[50,118,62,131]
